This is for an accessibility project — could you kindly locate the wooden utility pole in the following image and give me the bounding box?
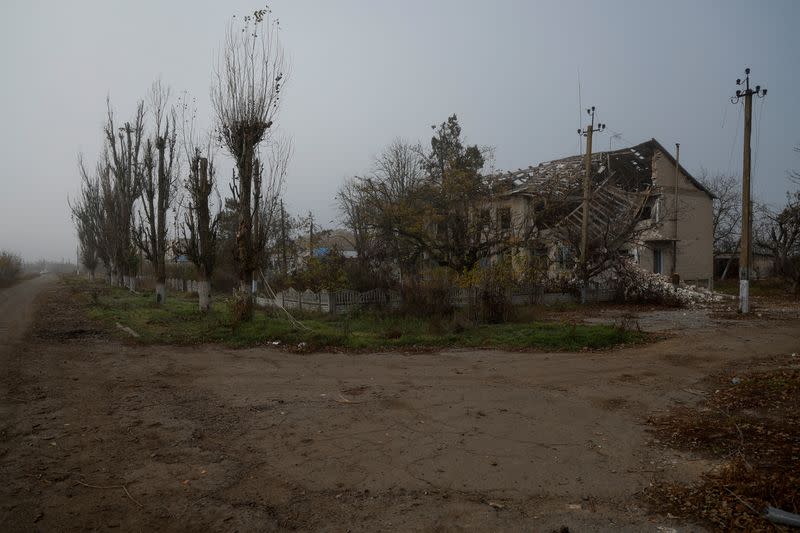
[672,143,680,276]
[577,106,605,303]
[731,67,767,314]
[307,211,315,256]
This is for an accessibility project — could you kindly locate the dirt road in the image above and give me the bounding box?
[0,279,798,531]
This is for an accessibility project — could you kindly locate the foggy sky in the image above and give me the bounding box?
[1,0,798,262]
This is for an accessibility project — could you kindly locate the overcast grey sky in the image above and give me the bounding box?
[1,0,798,262]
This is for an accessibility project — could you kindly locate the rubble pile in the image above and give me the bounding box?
[612,261,725,307]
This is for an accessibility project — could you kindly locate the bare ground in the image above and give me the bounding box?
[0,277,798,532]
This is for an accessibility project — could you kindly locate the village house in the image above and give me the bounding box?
[491,139,715,288]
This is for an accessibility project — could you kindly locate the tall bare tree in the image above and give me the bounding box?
[77,157,116,281]
[790,145,800,185]
[212,7,287,320]
[135,81,178,303]
[103,99,146,289]
[757,191,800,295]
[698,169,742,278]
[180,148,220,311]
[177,93,221,311]
[70,162,103,280]
[253,134,292,279]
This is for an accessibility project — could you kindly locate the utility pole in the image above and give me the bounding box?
[672,143,680,276]
[577,106,606,303]
[308,211,315,257]
[731,67,767,314]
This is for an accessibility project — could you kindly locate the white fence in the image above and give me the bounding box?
[255,288,402,315]
[150,277,616,313]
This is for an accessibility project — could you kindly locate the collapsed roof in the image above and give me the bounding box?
[497,138,712,200]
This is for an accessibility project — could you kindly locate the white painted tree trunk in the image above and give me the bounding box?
[198,280,211,312]
[155,282,166,304]
[128,276,136,292]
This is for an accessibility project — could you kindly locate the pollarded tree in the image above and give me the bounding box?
[180,148,220,311]
[211,6,288,320]
[135,81,178,304]
[103,98,146,290]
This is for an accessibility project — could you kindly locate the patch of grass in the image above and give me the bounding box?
[79,282,644,352]
[714,277,791,298]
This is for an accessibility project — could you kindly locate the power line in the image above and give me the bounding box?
[727,104,742,177]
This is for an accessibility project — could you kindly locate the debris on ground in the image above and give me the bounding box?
[645,366,800,531]
[612,261,726,307]
[115,322,140,338]
[764,506,800,528]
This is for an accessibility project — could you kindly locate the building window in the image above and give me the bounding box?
[556,245,574,269]
[497,207,511,231]
[478,208,491,230]
[653,248,663,274]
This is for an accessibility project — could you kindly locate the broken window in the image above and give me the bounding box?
[497,207,511,231]
[556,245,574,269]
[478,208,491,230]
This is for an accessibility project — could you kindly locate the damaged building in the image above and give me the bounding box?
[492,138,714,288]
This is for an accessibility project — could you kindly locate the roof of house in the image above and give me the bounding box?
[498,138,713,199]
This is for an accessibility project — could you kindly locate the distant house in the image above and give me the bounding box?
[491,139,715,288]
[318,229,358,258]
[714,250,775,280]
[303,229,359,260]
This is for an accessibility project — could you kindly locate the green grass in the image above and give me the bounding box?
[714,277,792,297]
[82,284,643,352]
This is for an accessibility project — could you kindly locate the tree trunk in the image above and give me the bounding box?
[128,276,136,292]
[155,282,166,304]
[233,281,254,322]
[198,280,211,312]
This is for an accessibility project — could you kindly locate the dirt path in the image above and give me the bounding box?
[0,274,53,350]
[0,281,798,532]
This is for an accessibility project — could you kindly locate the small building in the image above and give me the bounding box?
[714,251,775,280]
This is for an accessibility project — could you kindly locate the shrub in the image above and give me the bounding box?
[0,250,22,285]
[400,267,454,318]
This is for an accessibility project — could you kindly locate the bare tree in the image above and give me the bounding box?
[180,148,220,311]
[790,145,800,185]
[336,176,373,266]
[135,81,178,303]
[212,7,287,320]
[70,163,102,280]
[78,156,117,282]
[757,191,800,295]
[698,170,742,253]
[176,93,221,311]
[338,139,429,280]
[254,134,292,280]
[103,98,146,290]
